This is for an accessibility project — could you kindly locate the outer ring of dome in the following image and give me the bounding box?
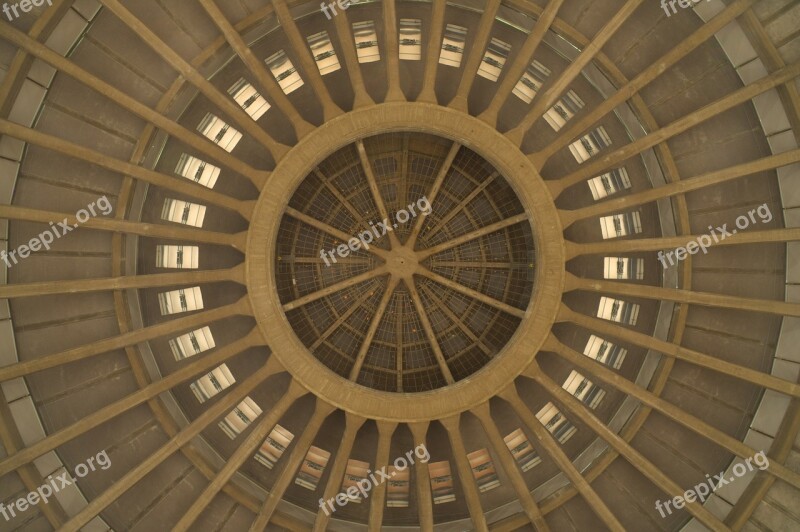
[247,102,565,421]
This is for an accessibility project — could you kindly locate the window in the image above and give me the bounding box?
[353,21,380,63]
[544,90,585,131]
[569,126,612,163]
[477,38,511,82]
[467,449,500,492]
[588,168,631,200]
[266,50,304,94]
[255,424,295,469]
[198,113,243,153]
[429,461,455,504]
[228,78,271,121]
[584,335,627,369]
[599,211,642,239]
[504,428,541,472]
[156,245,199,269]
[399,19,422,60]
[162,199,207,228]
[536,403,576,444]
[158,287,203,315]
[175,154,220,189]
[170,326,215,360]
[342,459,370,503]
[295,446,331,490]
[597,296,640,326]
[563,370,605,409]
[190,364,235,403]
[513,60,550,103]
[439,24,467,67]
[219,397,262,439]
[386,465,410,507]
[307,31,341,75]
[604,257,644,280]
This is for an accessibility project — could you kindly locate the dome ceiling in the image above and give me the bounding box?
[0,0,799,531]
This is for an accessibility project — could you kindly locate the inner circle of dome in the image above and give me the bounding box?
[276,131,536,392]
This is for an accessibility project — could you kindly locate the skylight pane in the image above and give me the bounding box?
[536,403,576,444]
[429,461,456,504]
[386,465,410,507]
[169,326,215,360]
[228,78,271,121]
[198,113,243,152]
[439,24,467,67]
[219,397,263,439]
[191,364,235,403]
[158,287,203,315]
[295,446,331,490]
[569,125,611,163]
[588,167,631,200]
[399,19,422,60]
[597,296,640,325]
[342,459,371,503]
[544,90,585,131]
[503,428,541,471]
[599,211,642,239]
[308,31,341,75]
[513,60,550,103]
[477,38,511,82]
[255,424,294,469]
[175,154,220,189]
[604,256,644,280]
[562,370,605,409]
[156,245,199,269]
[584,335,627,369]
[468,449,500,492]
[353,21,380,63]
[161,198,207,228]
[266,50,304,94]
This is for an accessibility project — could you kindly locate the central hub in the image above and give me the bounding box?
[385,246,419,279]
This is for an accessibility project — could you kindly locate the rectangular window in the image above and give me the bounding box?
[477,38,511,82]
[599,211,642,239]
[353,21,380,63]
[386,465,410,507]
[266,50,304,94]
[162,198,207,228]
[513,60,550,104]
[219,397,263,439]
[504,428,541,472]
[467,448,500,492]
[588,167,631,200]
[307,31,341,75]
[536,403,576,444]
[198,113,243,153]
[569,125,611,163]
[156,245,199,269]
[603,256,644,280]
[169,326,215,360]
[295,446,331,490]
[342,459,371,503]
[190,364,235,403]
[228,78,271,121]
[175,154,220,189]
[439,24,467,67]
[255,424,295,469]
[584,335,627,369]
[597,296,640,326]
[399,19,422,60]
[429,461,456,504]
[158,287,203,315]
[544,90,585,132]
[562,370,605,409]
